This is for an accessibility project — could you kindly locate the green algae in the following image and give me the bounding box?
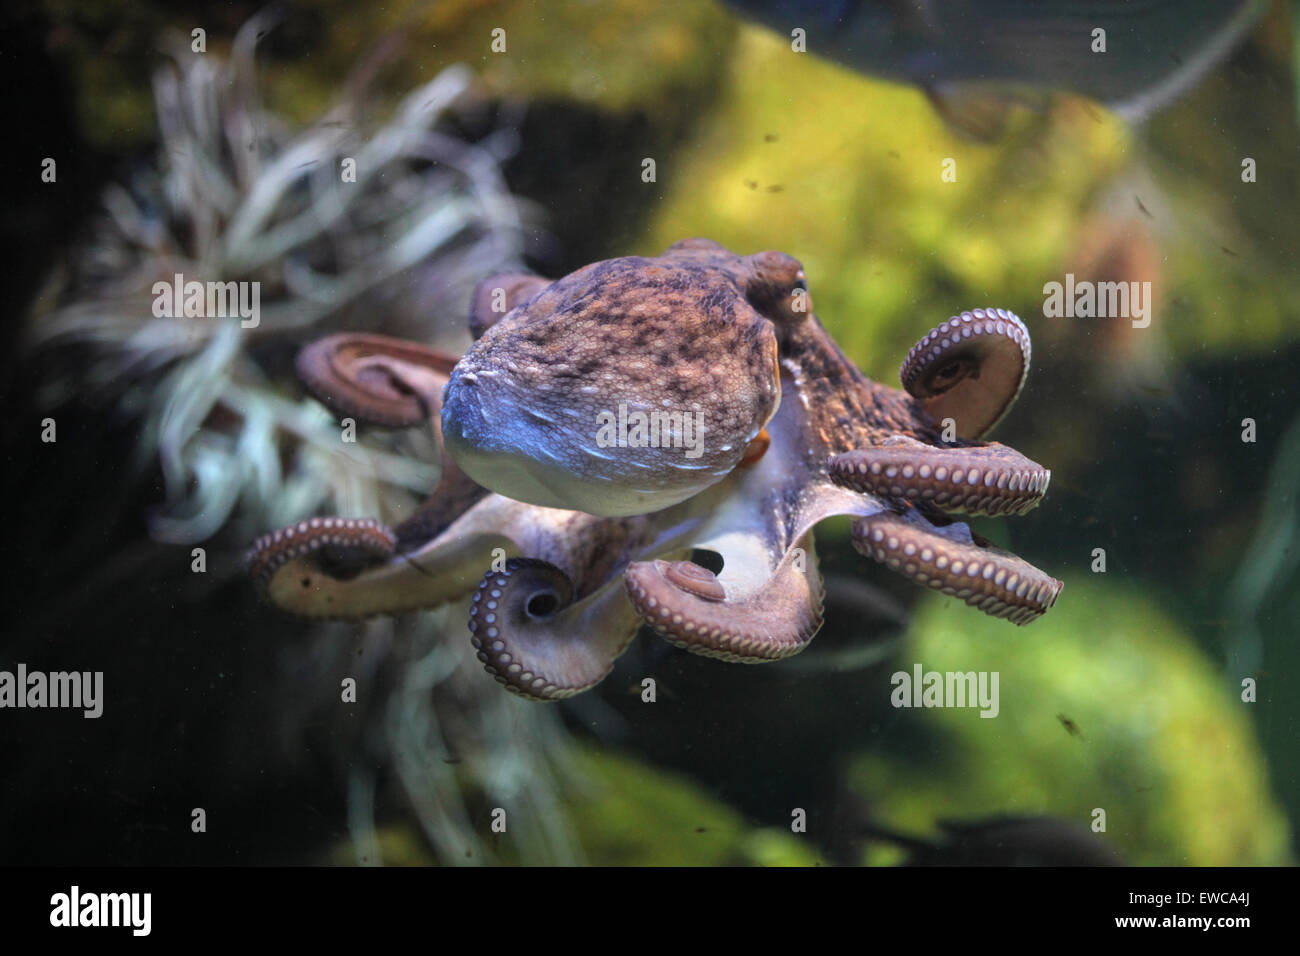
[562,747,822,866]
[849,578,1291,866]
[636,26,1133,382]
[635,22,1300,373]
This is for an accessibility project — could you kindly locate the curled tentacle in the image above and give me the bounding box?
[290,328,491,556]
[829,438,1050,516]
[469,557,642,701]
[296,333,457,428]
[248,517,396,592]
[624,531,824,662]
[248,496,524,619]
[901,308,1030,439]
[292,328,491,551]
[851,509,1062,625]
[248,516,399,615]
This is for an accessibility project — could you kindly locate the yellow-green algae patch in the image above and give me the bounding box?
[635,22,1300,370]
[850,578,1290,866]
[636,25,1132,382]
[563,747,822,867]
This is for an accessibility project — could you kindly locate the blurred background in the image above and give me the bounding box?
[1,0,1296,865]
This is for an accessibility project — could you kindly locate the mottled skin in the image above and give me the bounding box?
[253,239,1062,700]
[441,240,798,516]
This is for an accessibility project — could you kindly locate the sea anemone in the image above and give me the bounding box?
[25,15,585,865]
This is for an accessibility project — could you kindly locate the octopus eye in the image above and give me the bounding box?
[744,251,809,322]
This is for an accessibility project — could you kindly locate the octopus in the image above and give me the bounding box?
[248,239,1062,701]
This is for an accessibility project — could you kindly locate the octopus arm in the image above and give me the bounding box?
[250,506,519,620]
[900,308,1031,439]
[851,507,1062,625]
[625,529,824,663]
[295,333,458,429]
[829,437,1050,517]
[469,558,643,700]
